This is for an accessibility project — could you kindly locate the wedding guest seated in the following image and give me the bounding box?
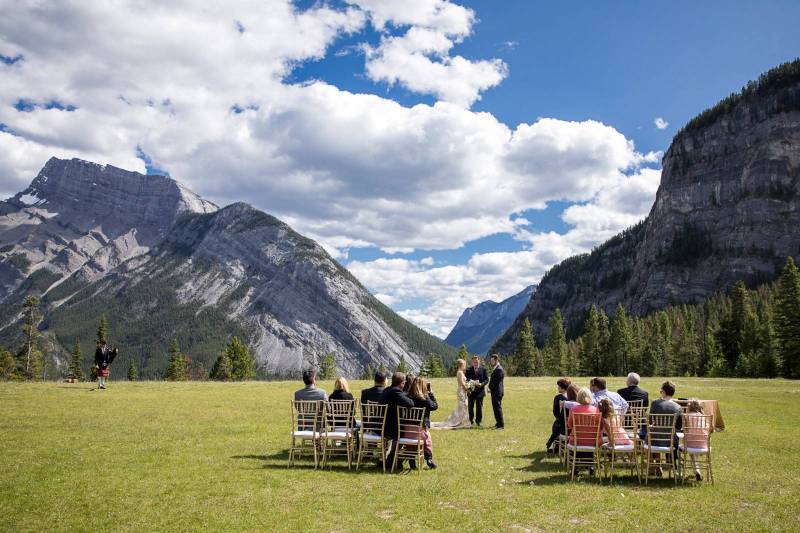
[617,372,649,407]
[590,377,629,413]
[648,380,683,476]
[329,377,354,401]
[684,399,711,481]
[408,376,438,469]
[599,398,632,447]
[567,387,601,474]
[650,380,682,446]
[403,372,416,393]
[361,371,387,404]
[567,387,601,446]
[294,369,327,402]
[546,377,571,454]
[379,372,415,469]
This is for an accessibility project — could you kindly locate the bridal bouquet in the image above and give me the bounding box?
[465,380,480,393]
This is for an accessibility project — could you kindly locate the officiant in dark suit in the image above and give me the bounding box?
[488,354,505,429]
[465,356,488,426]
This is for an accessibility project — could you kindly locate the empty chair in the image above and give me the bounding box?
[322,400,356,469]
[392,406,426,473]
[289,400,325,468]
[356,402,388,472]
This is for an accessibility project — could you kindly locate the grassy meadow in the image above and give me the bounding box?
[1,377,799,532]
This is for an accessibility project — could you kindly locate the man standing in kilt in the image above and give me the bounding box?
[94,341,118,389]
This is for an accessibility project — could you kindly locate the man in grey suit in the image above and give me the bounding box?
[294,369,327,401]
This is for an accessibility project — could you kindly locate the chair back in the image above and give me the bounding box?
[560,402,569,435]
[606,412,629,446]
[647,413,677,448]
[627,399,644,409]
[570,412,601,447]
[625,406,648,434]
[397,406,425,442]
[326,400,355,432]
[682,413,713,449]
[292,400,323,432]
[360,402,387,436]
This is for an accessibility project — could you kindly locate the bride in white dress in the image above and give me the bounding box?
[432,359,472,429]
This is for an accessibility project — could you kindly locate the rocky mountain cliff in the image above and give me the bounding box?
[0,158,455,378]
[445,285,535,355]
[493,60,800,353]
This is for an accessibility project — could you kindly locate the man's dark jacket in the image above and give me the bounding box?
[465,366,488,398]
[378,386,415,438]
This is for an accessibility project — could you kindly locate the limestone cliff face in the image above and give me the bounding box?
[0,157,216,301]
[493,75,800,353]
[0,158,449,377]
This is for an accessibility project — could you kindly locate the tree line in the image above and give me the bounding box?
[0,302,258,382]
[506,257,800,379]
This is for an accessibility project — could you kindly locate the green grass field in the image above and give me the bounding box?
[1,377,799,532]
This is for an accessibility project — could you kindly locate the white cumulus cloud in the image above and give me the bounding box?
[654,117,669,130]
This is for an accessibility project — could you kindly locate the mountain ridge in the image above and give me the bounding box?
[0,157,456,377]
[492,59,800,353]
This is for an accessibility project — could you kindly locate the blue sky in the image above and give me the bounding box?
[2,1,799,337]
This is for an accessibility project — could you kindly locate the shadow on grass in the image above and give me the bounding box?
[232,450,401,475]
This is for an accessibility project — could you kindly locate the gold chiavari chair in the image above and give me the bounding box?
[679,413,714,484]
[322,400,356,469]
[392,406,426,473]
[641,412,678,484]
[565,412,602,481]
[601,412,640,484]
[356,402,388,472]
[558,403,570,469]
[289,400,325,468]
[627,399,644,410]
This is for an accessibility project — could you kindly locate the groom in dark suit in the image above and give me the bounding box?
[466,356,488,426]
[488,354,505,429]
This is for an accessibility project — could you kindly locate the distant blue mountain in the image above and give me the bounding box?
[445,285,536,355]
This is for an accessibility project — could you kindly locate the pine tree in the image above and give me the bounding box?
[513,318,539,376]
[67,339,85,381]
[581,306,603,375]
[210,351,233,381]
[377,362,386,375]
[608,303,634,375]
[165,339,188,381]
[319,353,336,380]
[226,336,255,381]
[756,310,780,378]
[396,354,409,373]
[360,363,374,380]
[127,360,138,381]
[96,315,108,345]
[775,257,800,378]
[543,309,568,375]
[564,338,580,375]
[457,344,470,361]
[0,348,18,381]
[717,281,756,374]
[18,296,43,381]
[420,353,444,377]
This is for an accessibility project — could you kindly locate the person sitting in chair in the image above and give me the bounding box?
[378,372,415,470]
[329,377,354,401]
[294,369,327,401]
[546,377,571,454]
[617,372,649,407]
[361,371,387,404]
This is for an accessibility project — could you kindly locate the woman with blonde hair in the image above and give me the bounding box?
[432,358,471,429]
[328,377,354,401]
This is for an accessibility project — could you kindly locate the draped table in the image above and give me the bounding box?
[675,399,725,431]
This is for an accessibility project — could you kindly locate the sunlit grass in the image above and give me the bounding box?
[1,377,798,532]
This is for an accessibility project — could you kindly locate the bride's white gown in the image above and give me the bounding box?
[432,370,472,429]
